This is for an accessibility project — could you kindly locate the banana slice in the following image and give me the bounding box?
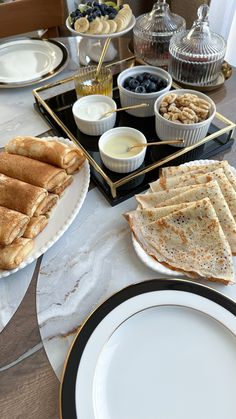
[87,17,103,34]
[101,20,110,34]
[74,17,90,33]
[107,19,117,33]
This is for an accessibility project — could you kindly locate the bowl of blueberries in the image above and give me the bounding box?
[117,65,172,117]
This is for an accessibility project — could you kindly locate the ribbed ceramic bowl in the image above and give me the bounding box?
[117,65,172,117]
[72,95,117,136]
[98,127,147,173]
[154,89,216,147]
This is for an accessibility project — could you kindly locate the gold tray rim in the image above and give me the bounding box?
[33,58,236,198]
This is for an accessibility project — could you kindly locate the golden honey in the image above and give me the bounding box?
[74,66,113,98]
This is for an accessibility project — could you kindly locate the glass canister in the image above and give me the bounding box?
[133,0,186,68]
[168,4,226,86]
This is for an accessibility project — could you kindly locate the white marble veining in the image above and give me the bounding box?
[36,188,168,380]
[36,187,236,381]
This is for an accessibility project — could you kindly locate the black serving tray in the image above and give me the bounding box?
[34,80,235,206]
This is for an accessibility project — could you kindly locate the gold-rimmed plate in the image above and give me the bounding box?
[60,278,236,419]
[0,38,69,88]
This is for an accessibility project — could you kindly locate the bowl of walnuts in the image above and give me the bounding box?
[154,89,216,147]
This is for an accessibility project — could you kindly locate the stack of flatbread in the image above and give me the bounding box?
[0,136,85,270]
[125,160,236,285]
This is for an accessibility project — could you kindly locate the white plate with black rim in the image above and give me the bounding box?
[60,278,236,419]
[0,38,69,88]
[132,159,236,278]
[0,137,90,278]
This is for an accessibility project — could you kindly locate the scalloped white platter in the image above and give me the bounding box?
[0,137,90,279]
[133,159,236,278]
[66,14,135,39]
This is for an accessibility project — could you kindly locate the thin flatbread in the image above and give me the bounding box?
[0,152,67,191]
[0,206,29,246]
[157,160,236,191]
[151,169,236,220]
[136,186,192,209]
[136,199,234,284]
[0,238,34,270]
[149,180,236,254]
[5,136,85,171]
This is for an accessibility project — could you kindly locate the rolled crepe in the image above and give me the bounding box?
[34,194,58,216]
[0,238,34,270]
[0,206,30,246]
[0,152,67,191]
[131,199,234,284]
[50,176,73,196]
[23,216,48,239]
[5,136,85,170]
[0,173,47,217]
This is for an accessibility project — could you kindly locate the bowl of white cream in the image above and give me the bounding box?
[98,127,147,173]
[72,94,117,136]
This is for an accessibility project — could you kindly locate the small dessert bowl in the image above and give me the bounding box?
[98,127,147,173]
[117,65,172,117]
[72,94,117,136]
[154,89,216,147]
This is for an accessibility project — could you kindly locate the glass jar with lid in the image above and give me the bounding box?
[133,0,186,68]
[168,4,226,86]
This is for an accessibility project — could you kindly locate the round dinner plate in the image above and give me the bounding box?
[0,137,90,279]
[66,14,136,39]
[60,278,236,419]
[0,39,69,88]
[132,159,236,278]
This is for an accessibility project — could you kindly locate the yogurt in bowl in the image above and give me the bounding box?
[98,127,147,173]
[72,94,117,136]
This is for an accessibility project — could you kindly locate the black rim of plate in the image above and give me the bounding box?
[0,38,69,88]
[60,278,236,419]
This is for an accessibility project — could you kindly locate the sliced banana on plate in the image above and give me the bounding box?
[87,17,103,34]
[107,19,117,33]
[74,17,90,33]
[101,20,111,34]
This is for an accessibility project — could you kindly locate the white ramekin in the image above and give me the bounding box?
[154,89,216,147]
[72,95,117,136]
[117,65,172,117]
[98,127,147,173]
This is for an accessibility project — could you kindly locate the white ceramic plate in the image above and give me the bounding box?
[0,137,90,279]
[60,279,236,419]
[0,39,69,88]
[66,14,136,39]
[133,159,236,278]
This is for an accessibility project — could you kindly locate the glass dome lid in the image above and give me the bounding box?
[135,0,186,37]
[170,4,226,61]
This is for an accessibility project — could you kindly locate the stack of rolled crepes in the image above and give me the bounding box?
[0,136,85,270]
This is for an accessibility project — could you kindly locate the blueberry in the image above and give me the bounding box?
[125,86,131,91]
[87,15,93,21]
[124,76,133,87]
[136,74,144,83]
[92,1,99,6]
[135,85,146,93]
[149,82,157,92]
[142,72,151,80]
[109,12,116,19]
[70,11,77,18]
[86,8,93,14]
[150,75,159,83]
[128,78,139,89]
[143,79,151,91]
[86,1,92,6]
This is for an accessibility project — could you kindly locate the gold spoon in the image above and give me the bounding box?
[98,103,149,120]
[128,139,184,151]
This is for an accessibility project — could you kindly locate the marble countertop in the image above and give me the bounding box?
[0,34,236,419]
